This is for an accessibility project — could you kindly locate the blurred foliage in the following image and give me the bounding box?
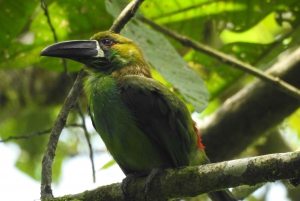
[0,0,300,200]
[288,108,300,136]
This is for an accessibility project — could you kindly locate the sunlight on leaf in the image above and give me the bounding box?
[287,109,300,140]
[220,12,292,44]
[143,1,246,24]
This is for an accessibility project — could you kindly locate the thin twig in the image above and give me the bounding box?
[109,0,145,33]
[76,102,96,183]
[66,123,85,128]
[139,17,300,102]
[0,124,84,143]
[40,0,58,42]
[40,0,69,74]
[0,129,52,143]
[40,0,145,199]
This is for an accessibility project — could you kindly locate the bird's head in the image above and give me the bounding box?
[40,31,151,77]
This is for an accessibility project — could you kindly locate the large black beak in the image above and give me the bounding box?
[40,40,104,63]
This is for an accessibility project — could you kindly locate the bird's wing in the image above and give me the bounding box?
[117,75,195,167]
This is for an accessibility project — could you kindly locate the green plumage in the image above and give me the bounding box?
[40,31,236,201]
[85,74,171,173]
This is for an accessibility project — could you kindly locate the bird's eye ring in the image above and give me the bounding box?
[100,38,115,47]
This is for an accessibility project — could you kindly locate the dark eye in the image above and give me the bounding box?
[101,38,115,46]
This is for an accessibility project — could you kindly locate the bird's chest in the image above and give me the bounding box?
[86,76,168,174]
[88,76,131,145]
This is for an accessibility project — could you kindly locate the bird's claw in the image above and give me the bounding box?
[144,168,164,194]
[121,168,164,200]
[290,178,300,187]
[122,172,147,200]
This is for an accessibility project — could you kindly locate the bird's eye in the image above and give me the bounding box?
[100,38,115,46]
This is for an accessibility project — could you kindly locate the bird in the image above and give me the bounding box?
[40,31,237,201]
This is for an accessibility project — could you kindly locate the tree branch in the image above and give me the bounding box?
[40,0,145,199]
[50,151,300,201]
[139,17,300,101]
[41,69,86,199]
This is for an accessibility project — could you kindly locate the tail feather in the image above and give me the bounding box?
[208,190,238,201]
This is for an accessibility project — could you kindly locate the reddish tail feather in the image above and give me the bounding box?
[193,121,205,150]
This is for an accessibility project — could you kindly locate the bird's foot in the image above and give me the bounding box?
[289,177,300,187]
[121,168,164,200]
[144,168,164,194]
[122,172,147,200]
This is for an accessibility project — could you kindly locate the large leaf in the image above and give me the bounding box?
[106,0,209,112]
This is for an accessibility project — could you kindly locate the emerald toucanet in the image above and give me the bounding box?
[40,31,237,201]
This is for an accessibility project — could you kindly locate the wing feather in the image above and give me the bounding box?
[117,75,194,167]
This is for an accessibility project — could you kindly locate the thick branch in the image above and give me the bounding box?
[51,151,300,201]
[201,47,300,162]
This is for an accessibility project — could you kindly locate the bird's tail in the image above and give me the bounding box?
[207,190,238,201]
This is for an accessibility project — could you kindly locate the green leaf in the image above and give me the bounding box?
[100,159,116,170]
